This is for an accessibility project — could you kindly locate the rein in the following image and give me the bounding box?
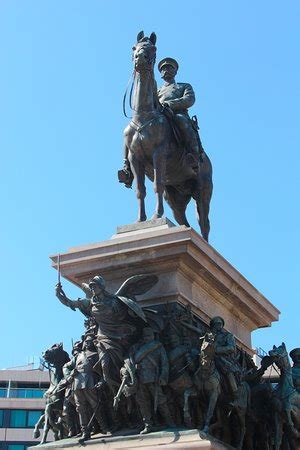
[123,48,160,120]
[122,70,136,118]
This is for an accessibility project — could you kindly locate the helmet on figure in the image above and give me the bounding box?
[89,275,105,290]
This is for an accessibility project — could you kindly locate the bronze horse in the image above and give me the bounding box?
[269,343,300,450]
[33,343,70,444]
[193,333,250,450]
[123,31,213,241]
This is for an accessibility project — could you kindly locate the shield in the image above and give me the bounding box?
[117,295,147,322]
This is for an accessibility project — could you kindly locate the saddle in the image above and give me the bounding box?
[161,107,204,165]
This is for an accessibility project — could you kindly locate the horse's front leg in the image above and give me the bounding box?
[152,148,166,219]
[201,386,219,434]
[274,411,283,450]
[33,413,44,439]
[40,411,50,444]
[128,152,147,222]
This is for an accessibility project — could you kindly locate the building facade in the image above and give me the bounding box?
[0,365,50,450]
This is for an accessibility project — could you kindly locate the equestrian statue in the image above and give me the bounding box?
[119,31,213,242]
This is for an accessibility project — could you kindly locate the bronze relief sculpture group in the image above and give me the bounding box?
[34,274,300,449]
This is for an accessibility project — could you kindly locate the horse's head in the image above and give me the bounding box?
[268,342,289,370]
[200,332,216,365]
[132,30,157,73]
[42,342,70,368]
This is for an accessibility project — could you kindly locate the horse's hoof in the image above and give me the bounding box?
[33,429,40,439]
[137,216,147,222]
[151,213,163,220]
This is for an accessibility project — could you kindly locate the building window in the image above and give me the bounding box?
[0,388,7,398]
[8,388,45,399]
[27,411,42,427]
[8,445,26,450]
[0,444,38,450]
[0,409,3,427]
[8,410,43,428]
[10,410,27,428]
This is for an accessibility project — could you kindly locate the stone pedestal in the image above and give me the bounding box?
[31,428,233,449]
[50,219,279,354]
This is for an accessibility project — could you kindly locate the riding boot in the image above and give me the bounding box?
[228,373,239,408]
[186,152,200,172]
[186,141,202,172]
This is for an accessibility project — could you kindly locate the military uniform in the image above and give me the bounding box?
[134,338,175,432]
[64,347,107,437]
[213,329,240,396]
[158,82,195,115]
[157,57,203,168]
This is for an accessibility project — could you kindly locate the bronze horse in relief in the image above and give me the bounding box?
[269,343,300,450]
[122,31,213,241]
[33,343,70,443]
[194,333,250,450]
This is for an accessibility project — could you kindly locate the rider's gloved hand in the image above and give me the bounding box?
[161,103,174,119]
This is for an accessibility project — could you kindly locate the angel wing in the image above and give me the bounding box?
[115,274,158,298]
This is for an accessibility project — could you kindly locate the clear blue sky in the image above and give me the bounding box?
[0,1,299,368]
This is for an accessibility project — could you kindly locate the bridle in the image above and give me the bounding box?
[122,41,158,119]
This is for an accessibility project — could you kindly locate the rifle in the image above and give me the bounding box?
[176,352,200,375]
[113,376,127,410]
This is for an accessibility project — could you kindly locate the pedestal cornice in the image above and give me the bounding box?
[50,224,279,354]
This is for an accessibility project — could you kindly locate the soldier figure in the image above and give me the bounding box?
[290,348,300,393]
[133,327,175,434]
[157,57,204,171]
[60,341,82,437]
[209,316,241,406]
[63,335,108,441]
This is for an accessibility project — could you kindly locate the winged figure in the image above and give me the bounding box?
[55,274,158,392]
